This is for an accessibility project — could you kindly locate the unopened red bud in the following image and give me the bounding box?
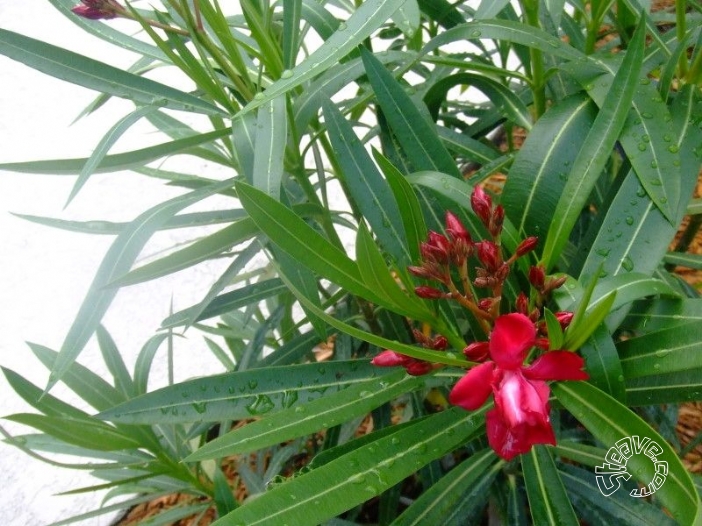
[412,328,429,346]
[414,286,445,299]
[405,361,434,376]
[463,341,490,361]
[408,265,434,279]
[471,186,492,226]
[546,275,568,292]
[473,276,493,288]
[445,211,471,244]
[529,265,545,289]
[476,241,500,271]
[495,263,510,281]
[516,236,539,257]
[72,0,121,19]
[535,337,550,351]
[431,335,449,350]
[555,311,574,329]
[529,308,541,323]
[515,292,529,314]
[372,350,411,367]
[477,298,492,311]
[489,205,505,237]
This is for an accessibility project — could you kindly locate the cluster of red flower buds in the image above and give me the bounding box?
[373,185,571,373]
[72,0,124,19]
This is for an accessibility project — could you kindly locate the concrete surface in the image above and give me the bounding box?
[0,2,236,523]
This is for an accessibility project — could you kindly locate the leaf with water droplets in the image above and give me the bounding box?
[98,360,382,424]
[187,370,422,460]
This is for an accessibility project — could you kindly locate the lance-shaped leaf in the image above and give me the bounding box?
[100,360,381,424]
[392,449,501,526]
[0,129,231,175]
[0,28,224,116]
[502,94,597,239]
[618,321,702,379]
[236,181,383,303]
[323,101,409,263]
[541,18,645,270]
[576,84,702,280]
[422,19,587,63]
[238,0,406,115]
[559,58,680,223]
[186,370,422,460]
[161,279,287,328]
[361,48,460,178]
[252,96,287,200]
[553,381,701,525]
[626,368,702,405]
[522,446,579,526]
[211,407,487,526]
[47,178,236,392]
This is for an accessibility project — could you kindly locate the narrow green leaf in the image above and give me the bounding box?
[29,343,126,411]
[391,0,420,37]
[560,59,680,222]
[392,449,501,526]
[0,29,223,116]
[96,325,135,398]
[323,101,409,263]
[356,225,431,320]
[161,278,287,328]
[578,324,626,402]
[212,407,487,526]
[279,270,469,368]
[437,126,499,165]
[576,84,702,280]
[214,465,239,516]
[282,0,303,69]
[522,446,579,526]
[626,368,702,405]
[618,321,702,379]
[99,360,381,424]
[664,252,702,270]
[5,414,140,452]
[66,106,156,205]
[553,381,701,525]
[48,178,236,392]
[253,96,287,200]
[542,18,645,269]
[560,464,677,526]
[239,0,406,115]
[361,48,460,178]
[109,219,258,287]
[187,370,421,460]
[0,129,231,175]
[236,182,382,303]
[543,309,564,350]
[373,149,427,264]
[422,19,588,63]
[502,94,597,239]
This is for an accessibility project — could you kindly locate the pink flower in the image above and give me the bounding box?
[449,313,587,460]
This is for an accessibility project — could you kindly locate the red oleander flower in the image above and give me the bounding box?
[449,313,587,460]
[72,0,121,19]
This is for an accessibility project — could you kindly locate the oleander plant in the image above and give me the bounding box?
[2,0,702,524]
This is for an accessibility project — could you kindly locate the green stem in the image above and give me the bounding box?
[522,0,546,119]
[677,0,689,77]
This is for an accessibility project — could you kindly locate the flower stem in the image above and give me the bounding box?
[676,0,689,78]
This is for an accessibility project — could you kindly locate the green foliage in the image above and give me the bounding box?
[2,0,702,524]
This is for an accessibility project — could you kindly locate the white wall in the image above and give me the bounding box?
[0,1,233,523]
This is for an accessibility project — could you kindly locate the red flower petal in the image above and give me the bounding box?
[449,361,495,411]
[494,371,550,428]
[523,351,588,381]
[489,313,536,369]
[486,407,556,461]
